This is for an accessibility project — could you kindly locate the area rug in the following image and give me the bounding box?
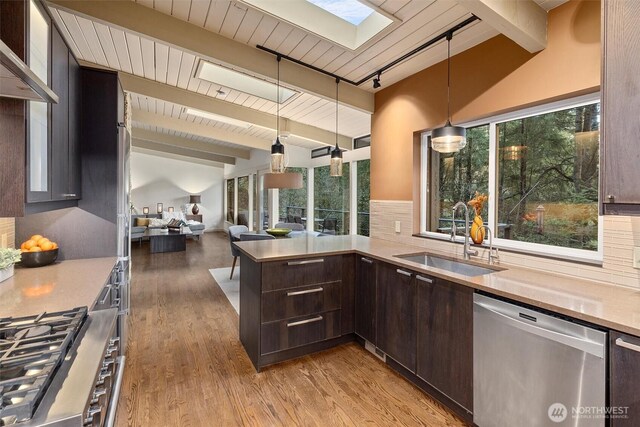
[209,267,239,314]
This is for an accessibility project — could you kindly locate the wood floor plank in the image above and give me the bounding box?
[116,232,466,427]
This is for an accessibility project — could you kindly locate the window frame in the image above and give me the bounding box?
[420,92,603,263]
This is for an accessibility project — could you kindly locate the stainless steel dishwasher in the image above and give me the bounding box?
[473,293,607,427]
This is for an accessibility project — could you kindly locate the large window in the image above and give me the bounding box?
[356,159,370,236]
[423,95,601,259]
[314,163,350,235]
[226,179,234,223]
[237,176,249,226]
[279,167,307,223]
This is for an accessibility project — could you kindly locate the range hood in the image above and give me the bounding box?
[0,39,58,103]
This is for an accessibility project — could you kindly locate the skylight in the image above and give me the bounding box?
[306,0,373,25]
[195,60,298,104]
[240,0,396,51]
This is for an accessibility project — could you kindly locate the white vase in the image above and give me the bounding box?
[0,265,14,283]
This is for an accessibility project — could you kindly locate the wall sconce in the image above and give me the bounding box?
[142,207,149,215]
[168,207,174,213]
[157,203,163,214]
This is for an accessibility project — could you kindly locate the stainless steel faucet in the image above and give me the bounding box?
[478,225,500,265]
[452,202,478,260]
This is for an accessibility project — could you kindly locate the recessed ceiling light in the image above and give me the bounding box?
[195,60,297,104]
[306,0,373,25]
[184,107,252,129]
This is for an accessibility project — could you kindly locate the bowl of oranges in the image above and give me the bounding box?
[19,235,59,268]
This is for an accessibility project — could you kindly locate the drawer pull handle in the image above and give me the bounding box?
[287,316,323,327]
[360,257,373,264]
[416,275,433,284]
[287,259,324,266]
[616,337,640,353]
[287,287,324,297]
[396,269,412,277]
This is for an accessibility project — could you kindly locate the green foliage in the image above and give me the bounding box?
[0,248,21,270]
[314,164,351,234]
[279,168,308,221]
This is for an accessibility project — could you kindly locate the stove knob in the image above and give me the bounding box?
[91,388,107,404]
[102,358,115,370]
[109,337,120,346]
[105,345,118,356]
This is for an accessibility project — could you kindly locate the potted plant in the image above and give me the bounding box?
[0,248,22,283]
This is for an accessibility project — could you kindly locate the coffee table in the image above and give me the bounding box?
[144,228,193,253]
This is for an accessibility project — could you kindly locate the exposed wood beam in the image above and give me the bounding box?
[119,72,352,149]
[132,109,272,151]
[132,128,248,160]
[132,138,230,165]
[132,146,224,168]
[456,0,546,52]
[48,0,374,112]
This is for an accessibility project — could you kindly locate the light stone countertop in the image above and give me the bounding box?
[235,235,640,337]
[0,257,118,318]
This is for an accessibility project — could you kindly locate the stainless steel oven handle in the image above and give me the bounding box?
[287,258,324,265]
[287,316,323,327]
[475,300,605,358]
[105,356,126,427]
[396,269,412,277]
[616,337,640,353]
[287,287,323,296]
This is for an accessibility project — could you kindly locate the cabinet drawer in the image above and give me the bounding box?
[261,310,341,355]
[262,282,341,323]
[262,256,342,292]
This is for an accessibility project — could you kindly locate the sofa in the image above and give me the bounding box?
[131,213,205,244]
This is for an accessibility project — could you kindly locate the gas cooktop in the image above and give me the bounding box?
[0,307,87,425]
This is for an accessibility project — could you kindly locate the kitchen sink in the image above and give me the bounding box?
[394,253,501,276]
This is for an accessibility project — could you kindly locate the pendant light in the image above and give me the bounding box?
[264,55,303,189]
[330,78,343,177]
[431,32,466,154]
[270,55,285,174]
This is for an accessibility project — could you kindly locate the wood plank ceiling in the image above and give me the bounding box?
[49,0,567,159]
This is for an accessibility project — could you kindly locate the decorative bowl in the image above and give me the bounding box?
[265,228,292,237]
[19,249,59,268]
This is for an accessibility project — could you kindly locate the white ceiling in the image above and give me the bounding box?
[49,0,568,162]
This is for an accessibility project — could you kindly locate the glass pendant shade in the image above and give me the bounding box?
[431,120,467,153]
[270,138,285,173]
[330,143,343,177]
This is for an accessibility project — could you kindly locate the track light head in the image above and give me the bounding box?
[373,71,382,89]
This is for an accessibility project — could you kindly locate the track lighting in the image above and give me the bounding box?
[372,71,381,89]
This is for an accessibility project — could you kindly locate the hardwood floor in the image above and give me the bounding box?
[116,232,465,427]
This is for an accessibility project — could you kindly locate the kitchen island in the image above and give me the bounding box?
[235,234,640,423]
[0,256,118,318]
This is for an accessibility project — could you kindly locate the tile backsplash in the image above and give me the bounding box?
[0,218,15,248]
[370,200,640,289]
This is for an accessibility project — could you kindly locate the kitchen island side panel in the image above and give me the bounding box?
[239,252,262,370]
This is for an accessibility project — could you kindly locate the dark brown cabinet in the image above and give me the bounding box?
[239,253,355,371]
[50,27,69,201]
[601,0,640,212]
[416,275,473,414]
[355,255,377,344]
[376,262,417,372]
[610,331,640,426]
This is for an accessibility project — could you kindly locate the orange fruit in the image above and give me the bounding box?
[20,242,29,251]
[36,237,49,244]
[23,239,37,250]
[39,241,54,251]
[50,242,58,249]
[30,234,43,242]
[29,247,42,252]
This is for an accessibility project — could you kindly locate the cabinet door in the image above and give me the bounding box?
[50,27,69,200]
[68,52,81,199]
[376,263,416,372]
[601,0,640,208]
[610,331,640,426]
[355,255,376,344]
[416,276,473,412]
[26,0,51,202]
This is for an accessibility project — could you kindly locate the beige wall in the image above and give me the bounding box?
[0,218,15,248]
[371,0,601,201]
